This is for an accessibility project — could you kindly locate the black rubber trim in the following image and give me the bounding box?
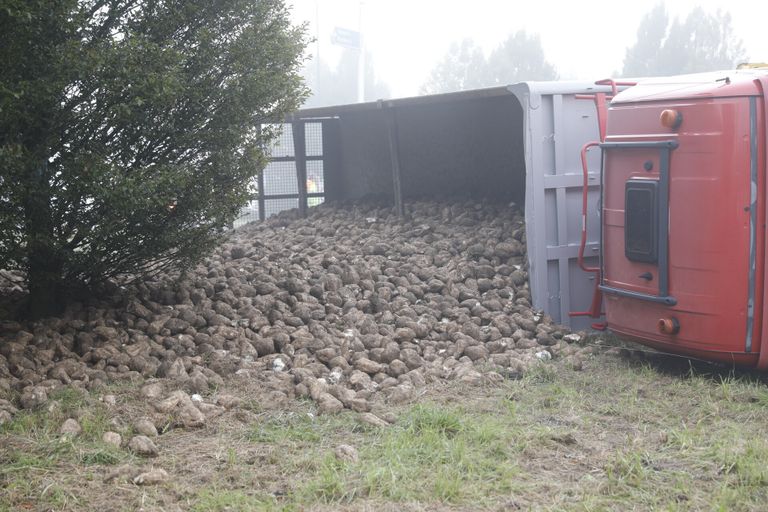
[600,139,679,305]
[599,285,677,306]
[746,97,758,352]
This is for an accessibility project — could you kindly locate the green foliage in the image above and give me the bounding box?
[303,50,390,107]
[623,3,746,77]
[484,31,558,86]
[421,31,557,94]
[419,39,488,95]
[0,0,308,316]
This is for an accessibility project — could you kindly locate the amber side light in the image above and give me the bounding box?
[660,109,683,129]
[658,317,680,335]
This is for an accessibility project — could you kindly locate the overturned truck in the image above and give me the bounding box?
[261,68,768,368]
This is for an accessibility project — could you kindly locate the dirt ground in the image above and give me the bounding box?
[3,342,768,512]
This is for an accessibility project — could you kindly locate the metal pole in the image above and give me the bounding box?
[292,121,308,217]
[357,1,365,102]
[386,107,404,217]
[257,168,266,221]
[315,0,321,95]
[321,118,342,203]
[257,123,266,221]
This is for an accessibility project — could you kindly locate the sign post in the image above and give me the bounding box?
[331,7,364,103]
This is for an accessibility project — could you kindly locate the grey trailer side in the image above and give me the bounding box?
[509,82,612,330]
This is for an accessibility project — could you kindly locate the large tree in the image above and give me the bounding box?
[0,0,308,317]
[623,4,746,77]
[483,31,558,86]
[421,32,557,95]
[622,3,669,77]
[303,49,391,107]
[420,39,487,95]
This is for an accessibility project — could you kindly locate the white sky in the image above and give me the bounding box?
[288,0,766,98]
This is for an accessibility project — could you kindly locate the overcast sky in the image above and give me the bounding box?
[288,0,765,99]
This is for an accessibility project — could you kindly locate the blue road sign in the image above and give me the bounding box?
[331,27,360,50]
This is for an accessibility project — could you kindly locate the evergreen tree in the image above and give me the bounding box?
[421,32,557,94]
[420,39,487,95]
[0,0,308,317]
[623,4,746,77]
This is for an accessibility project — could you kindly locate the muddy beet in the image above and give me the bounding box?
[0,200,590,418]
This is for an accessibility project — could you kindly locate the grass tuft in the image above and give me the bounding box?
[191,489,287,512]
[295,403,519,506]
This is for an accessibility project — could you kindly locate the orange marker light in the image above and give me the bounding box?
[660,109,683,129]
[658,317,680,335]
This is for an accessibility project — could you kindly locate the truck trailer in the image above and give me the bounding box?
[260,68,768,368]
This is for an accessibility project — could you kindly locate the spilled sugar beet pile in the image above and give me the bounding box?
[0,200,592,425]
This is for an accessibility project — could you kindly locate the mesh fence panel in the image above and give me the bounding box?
[263,161,298,195]
[307,160,324,192]
[234,200,260,227]
[308,197,325,209]
[305,122,323,157]
[268,123,295,158]
[235,122,327,225]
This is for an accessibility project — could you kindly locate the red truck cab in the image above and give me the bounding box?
[601,69,768,367]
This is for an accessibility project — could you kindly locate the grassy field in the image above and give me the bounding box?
[3,346,768,511]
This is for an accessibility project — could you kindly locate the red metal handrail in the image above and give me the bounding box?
[569,79,636,328]
[577,141,601,274]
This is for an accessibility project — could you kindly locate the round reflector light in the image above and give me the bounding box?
[658,317,680,335]
[660,109,683,129]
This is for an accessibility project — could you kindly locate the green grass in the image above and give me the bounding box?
[250,412,326,444]
[191,489,289,512]
[249,409,363,446]
[186,354,768,511]
[6,351,768,511]
[525,355,768,511]
[275,403,521,506]
[0,386,136,511]
[357,404,519,503]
